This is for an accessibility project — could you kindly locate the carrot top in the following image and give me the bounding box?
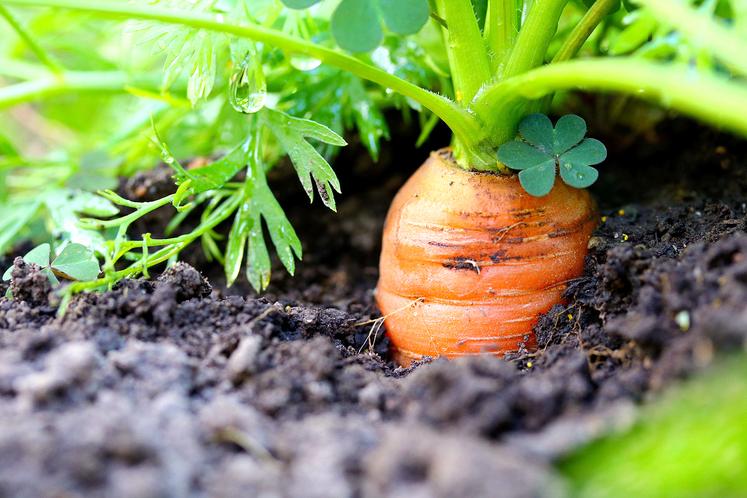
[1,0,747,292]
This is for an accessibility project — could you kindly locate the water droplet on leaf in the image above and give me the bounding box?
[290,55,321,71]
[160,151,175,165]
[229,52,267,114]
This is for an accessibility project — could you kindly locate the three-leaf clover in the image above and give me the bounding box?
[2,243,100,286]
[280,0,430,52]
[497,114,607,197]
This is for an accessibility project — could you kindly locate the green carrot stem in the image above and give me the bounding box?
[484,0,518,74]
[474,58,747,145]
[501,0,569,79]
[552,0,618,63]
[433,0,492,103]
[485,0,569,140]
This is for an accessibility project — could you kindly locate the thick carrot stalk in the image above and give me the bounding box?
[376,150,596,366]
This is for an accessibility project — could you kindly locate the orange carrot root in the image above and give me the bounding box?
[376,149,597,366]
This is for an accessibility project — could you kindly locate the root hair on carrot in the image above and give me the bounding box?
[355,297,425,354]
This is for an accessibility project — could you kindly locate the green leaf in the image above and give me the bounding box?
[188,35,218,106]
[158,25,219,106]
[497,140,553,170]
[553,114,587,155]
[280,0,323,9]
[559,161,599,189]
[471,0,488,30]
[275,112,347,147]
[155,122,257,196]
[44,269,61,286]
[0,133,18,157]
[253,182,302,277]
[51,243,100,281]
[560,138,607,188]
[379,0,430,35]
[3,243,55,283]
[67,150,120,191]
[264,109,344,211]
[504,114,606,196]
[558,138,606,189]
[0,200,41,254]
[178,141,250,194]
[562,356,747,498]
[331,0,383,52]
[246,212,271,293]
[224,197,250,287]
[346,76,389,161]
[152,125,190,179]
[73,191,119,218]
[561,138,608,166]
[241,159,303,292]
[43,190,115,252]
[609,12,658,56]
[518,162,557,197]
[24,244,52,268]
[519,113,554,153]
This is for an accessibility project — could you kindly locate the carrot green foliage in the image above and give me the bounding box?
[1,0,747,294]
[498,114,607,196]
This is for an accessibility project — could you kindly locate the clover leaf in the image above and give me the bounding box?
[2,243,100,286]
[281,0,430,52]
[497,114,607,197]
[3,243,57,285]
[51,244,101,281]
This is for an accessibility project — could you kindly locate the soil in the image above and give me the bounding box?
[2,120,747,497]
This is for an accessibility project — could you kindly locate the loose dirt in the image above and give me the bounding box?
[1,121,746,497]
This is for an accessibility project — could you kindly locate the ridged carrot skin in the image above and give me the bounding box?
[376,150,597,366]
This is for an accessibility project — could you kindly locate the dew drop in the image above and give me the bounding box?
[229,51,267,114]
[290,55,321,72]
[160,151,175,165]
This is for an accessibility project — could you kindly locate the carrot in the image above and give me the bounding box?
[376,149,597,366]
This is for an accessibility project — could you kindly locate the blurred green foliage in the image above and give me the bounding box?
[0,0,442,289]
[562,355,747,498]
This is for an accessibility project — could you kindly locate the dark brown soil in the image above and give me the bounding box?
[1,121,747,497]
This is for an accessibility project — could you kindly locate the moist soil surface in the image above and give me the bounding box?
[2,120,747,497]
